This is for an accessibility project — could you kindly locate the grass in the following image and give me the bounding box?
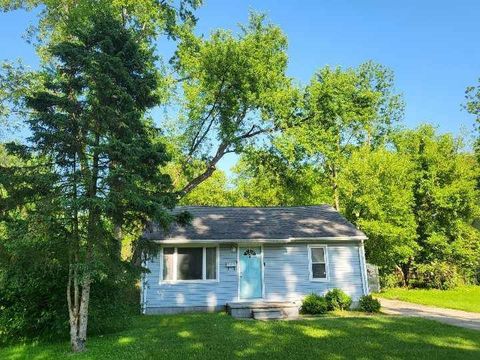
[378,285,480,313]
[1,312,479,359]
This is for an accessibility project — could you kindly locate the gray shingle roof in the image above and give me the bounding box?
[145,205,366,242]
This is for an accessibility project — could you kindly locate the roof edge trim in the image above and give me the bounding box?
[150,235,367,244]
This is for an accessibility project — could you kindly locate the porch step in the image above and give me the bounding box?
[252,308,284,320]
[227,301,299,320]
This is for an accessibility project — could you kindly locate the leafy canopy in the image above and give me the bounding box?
[165,12,298,196]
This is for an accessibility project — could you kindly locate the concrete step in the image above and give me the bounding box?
[227,301,300,319]
[252,308,284,320]
[228,301,298,309]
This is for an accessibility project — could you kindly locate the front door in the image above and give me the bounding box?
[239,246,263,299]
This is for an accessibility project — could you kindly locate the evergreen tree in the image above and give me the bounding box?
[0,10,180,352]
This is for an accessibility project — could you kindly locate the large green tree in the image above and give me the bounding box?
[393,125,480,282]
[166,13,298,197]
[0,9,183,351]
[0,0,201,138]
[231,148,329,206]
[338,146,418,282]
[0,0,201,55]
[272,62,404,210]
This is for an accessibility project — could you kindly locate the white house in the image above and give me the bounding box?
[141,205,369,319]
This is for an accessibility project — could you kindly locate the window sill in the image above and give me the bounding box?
[160,279,219,285]
[309,278,329,282]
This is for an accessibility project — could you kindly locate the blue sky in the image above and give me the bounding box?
[1,0,479,172]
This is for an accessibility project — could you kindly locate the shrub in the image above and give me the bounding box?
[381,273,404,289]
[88,269,140,336]
[0,222,140,343]
[358,295,381,313]
[411,261,462,290]
[325,288,352,310]
[300,293,328,315]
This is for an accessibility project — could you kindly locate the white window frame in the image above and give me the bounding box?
[308,245,329,282]
[159,245,220,284]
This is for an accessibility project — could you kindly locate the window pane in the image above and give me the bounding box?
[312,263,327,279]
[311,247,325,263]
[177,248,203,280]
[206,247,217,280]
[163,248,174,280]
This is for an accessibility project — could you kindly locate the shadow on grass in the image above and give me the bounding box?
[2,313,480,359]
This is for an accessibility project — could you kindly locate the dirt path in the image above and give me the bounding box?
[379,298,480,331]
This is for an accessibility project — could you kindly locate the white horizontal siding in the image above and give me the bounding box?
[144,245,238,308]
[143,242,365,310]
[263,244,364,301]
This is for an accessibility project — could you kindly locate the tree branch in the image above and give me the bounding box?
[178,108,314,198]
[174,76,191,83]
[187,78,226,157]
[178,141,229,197]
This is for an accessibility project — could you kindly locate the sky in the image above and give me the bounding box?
[1,0,479,173]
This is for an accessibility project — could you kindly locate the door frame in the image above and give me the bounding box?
[237,244,265,301]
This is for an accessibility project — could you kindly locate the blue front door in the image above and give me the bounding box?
[239,246,263,299]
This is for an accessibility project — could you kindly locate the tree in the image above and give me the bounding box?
[0,0,201,56]
[0,10,181,351]
[166,12,298,198]
[231,148,330,206]
[356,61,405,145]
[179,170,235,206]
[338,146,418,283]
[274,62,403,210]
[0,152,69,341]
[2,7,298,202]
[0,62,41,138]
[393,125,480,282]
[465,79,480,163]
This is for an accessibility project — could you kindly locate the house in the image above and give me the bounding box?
[141,205,369,319]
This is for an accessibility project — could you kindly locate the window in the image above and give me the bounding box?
[309,246,328,280]
[163,247,174,281]
[162,247,218,282]
[205,247,217,280]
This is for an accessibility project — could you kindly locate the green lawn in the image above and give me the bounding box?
[379,285,480,313]
[1,313,479,359]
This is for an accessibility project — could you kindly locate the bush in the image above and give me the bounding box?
[381,273,404,289]
[300,293,328,315]
[0,220,140,343]
[411,261,462,290]
[0,228,69,343]
[325,288,352,310]
[358,295,381,313]
[87,268,140,336]
[0,260,139,343]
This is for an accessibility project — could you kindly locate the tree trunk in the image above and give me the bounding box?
[109,159,124,259]
[68,268,91,353]
[114,221,123,258]
[394,264,407,287]
[69,282,91,352]
[77,279,91,348]
[396,258,413,287]
[68,134,99,353]
[401,258,413,287]
[330,163,340,211]
[178,142,229,197]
